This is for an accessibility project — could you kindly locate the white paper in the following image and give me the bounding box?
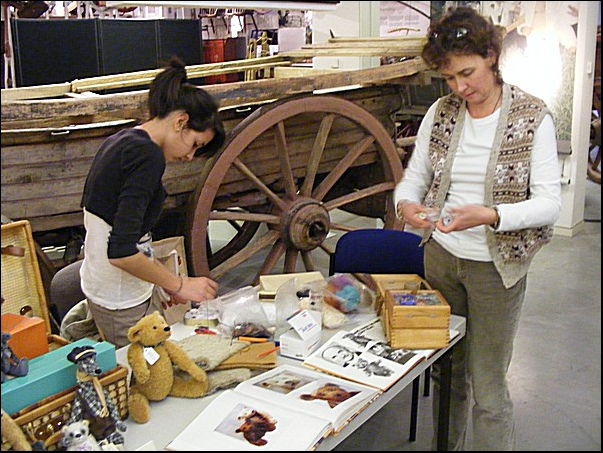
[166,390,330,451]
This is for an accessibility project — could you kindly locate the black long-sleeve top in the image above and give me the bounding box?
[81,128,167,259]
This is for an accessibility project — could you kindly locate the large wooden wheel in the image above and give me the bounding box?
[186,95,404,283]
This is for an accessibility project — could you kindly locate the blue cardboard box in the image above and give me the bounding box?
[1,339,117,415]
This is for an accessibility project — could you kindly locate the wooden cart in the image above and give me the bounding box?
[1,37,436,284]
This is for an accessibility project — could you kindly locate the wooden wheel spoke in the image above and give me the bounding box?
[318,242,334,256]
[300,113,335,196]
[274,121,298,197]
[284,248,299,273]
[254,239,287,282]
[232,157,287,210]
[323,182,395,211]
[328,222,359,233]
[210,230,280,279]
[300,250,315,271]
[209,209,280,225]
[312,135,375,200]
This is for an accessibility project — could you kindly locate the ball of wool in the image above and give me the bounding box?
[335,285,360,312]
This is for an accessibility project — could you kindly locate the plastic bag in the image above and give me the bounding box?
[216,286,272,339]
[323,273,376,314]
[273,276,325,337]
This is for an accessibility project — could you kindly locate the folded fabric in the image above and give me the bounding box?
[206,368,252,395]
[214,342,278,371]
[175,334,247,371]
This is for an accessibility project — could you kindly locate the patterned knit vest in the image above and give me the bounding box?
[422,84,554,288]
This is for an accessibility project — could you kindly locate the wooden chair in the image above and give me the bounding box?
[329,228,430,442]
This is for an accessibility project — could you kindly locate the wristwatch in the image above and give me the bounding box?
[491,206,501,230]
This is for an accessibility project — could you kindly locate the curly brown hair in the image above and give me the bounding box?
[421,6,504,83]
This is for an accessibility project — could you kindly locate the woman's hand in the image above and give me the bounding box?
[175,276,219,304]
[435,205,499,233]
[397,201,440,229]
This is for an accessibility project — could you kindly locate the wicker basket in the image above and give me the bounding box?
[1,365,129,451]
[2,220,51,333]
[2,220,69,349]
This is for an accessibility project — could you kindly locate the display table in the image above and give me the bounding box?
[116,315,466,451]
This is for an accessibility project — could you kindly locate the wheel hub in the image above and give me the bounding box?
[281,198,330,251]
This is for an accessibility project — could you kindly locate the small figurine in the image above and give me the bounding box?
[66,346,126,448]
[60,419,101,451]
[1,331,29,383]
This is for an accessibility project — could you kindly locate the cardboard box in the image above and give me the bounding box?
[279,310,322,360]
[1,338,117,415]
[1,313,49,359]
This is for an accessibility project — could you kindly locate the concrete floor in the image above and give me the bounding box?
[216,178,601,451]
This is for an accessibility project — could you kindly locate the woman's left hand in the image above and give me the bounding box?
[435,205,498,232]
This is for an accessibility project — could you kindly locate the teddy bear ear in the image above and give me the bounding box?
[127,323,142,342]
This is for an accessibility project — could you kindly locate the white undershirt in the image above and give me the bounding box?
[432,109,499,261]
[80,209,153,310]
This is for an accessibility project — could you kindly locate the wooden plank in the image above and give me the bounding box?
[1,58,427,122]
[327,36,427,44]
[280,47,424,58]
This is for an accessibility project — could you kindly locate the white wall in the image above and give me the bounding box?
[554,0,599,236]
[311,1,380,70]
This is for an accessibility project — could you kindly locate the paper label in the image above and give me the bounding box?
[143,346,160,365]
[287,309,320,341]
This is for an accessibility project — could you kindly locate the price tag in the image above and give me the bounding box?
[143,346,160,365]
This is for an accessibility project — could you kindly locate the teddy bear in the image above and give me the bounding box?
[66,345,126,447]
[1,407,32,451]
[60,419,101,451]
[300,383,360,408]
[126,311,209,424]
[235,408,277,447]
[2,331,29,383]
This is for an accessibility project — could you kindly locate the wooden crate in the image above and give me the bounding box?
[380,304,450,349]
[369,274,432,313]
[385,289,450,329]
[2,220,68,349]
[373,276,451,349]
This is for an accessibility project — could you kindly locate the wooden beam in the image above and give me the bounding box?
[1,58,428,122]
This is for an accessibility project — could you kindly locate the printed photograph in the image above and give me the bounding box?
[254,370,313,394]
[215,403,279,447]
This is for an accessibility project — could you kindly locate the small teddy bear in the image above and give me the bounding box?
[1,331,29,383]
[126,311,209,424]
[60,419,101,451]
[66,345,126,447]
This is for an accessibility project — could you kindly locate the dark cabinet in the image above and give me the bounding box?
[10,18,203,87]
[11,18,101,86]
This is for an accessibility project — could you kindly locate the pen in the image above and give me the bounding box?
[257,346,280,358]
[237,336,269,343]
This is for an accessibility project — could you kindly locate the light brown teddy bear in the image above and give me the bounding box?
[1,407,32,451]
[126,311,208,424]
